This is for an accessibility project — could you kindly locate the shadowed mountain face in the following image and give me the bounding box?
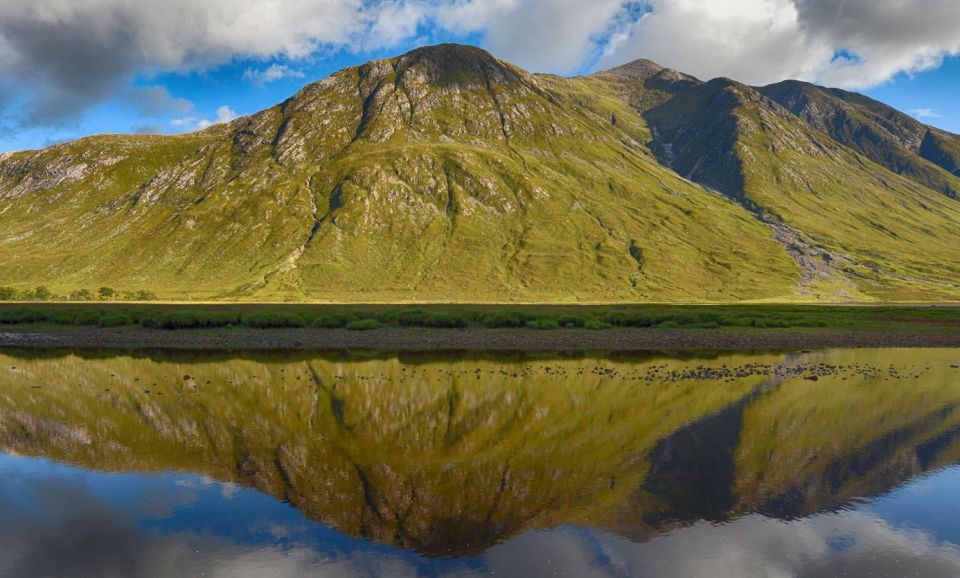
[2,349,960,557]
[760,81,960,198]
[601,61,960,301]
[2,44,960,302]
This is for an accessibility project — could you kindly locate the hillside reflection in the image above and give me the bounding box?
[2,348,960,557]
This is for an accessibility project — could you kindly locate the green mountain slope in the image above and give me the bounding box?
[1,43,959,302]
[760,80,960,199]
[606,66,960,301]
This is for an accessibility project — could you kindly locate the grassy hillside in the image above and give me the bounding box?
[1,44,959,303]
[626,72,960,301]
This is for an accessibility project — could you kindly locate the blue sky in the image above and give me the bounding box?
[866,58,960,132]
[1,0,959,152]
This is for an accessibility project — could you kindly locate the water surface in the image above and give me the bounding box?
[2,348,960,576]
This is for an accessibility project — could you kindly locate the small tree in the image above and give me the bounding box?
[69,289,94,301]
[134,290,157,301]
[98,286,117,300]
[33,286,52,300]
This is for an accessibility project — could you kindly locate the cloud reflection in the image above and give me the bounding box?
[2,455,960,577]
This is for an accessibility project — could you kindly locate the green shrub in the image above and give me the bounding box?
[139,313,165,329]
[124,290,157,302]
[788,318,829,328]
[33,286,52,300]
[138,311,225,329]
[347,319,381,331]
[312,313,359,329]
[69,289,94,301]
[203,313,239,327]
[46,311,76,324]
[480,312,533,328]
[240,312,305,329]
[658,320,680,328]
[661,314,699,326]
[719,316,754,327]
[0,309,47,324]
[98,313,134,327]
[584,319,612,330]
[527,319,560,330]
[98,287,117,300]
[376,311,401,324]
[398,310,469,328]
[0,287,18,301]
[71,310,102,326]
[557,315,586,328]
[603,312,656,327]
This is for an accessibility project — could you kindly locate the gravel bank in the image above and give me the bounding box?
[1,326,959,352]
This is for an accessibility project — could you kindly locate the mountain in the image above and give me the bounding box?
[760,80,960,198]
[1,43,959,302]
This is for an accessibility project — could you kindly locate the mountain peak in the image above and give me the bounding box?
[595,59,700,94]
[391,43,524,86]
[596,58,665,80]
[400,43,497,62]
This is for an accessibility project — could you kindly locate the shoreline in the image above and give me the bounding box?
[2,326,960,352]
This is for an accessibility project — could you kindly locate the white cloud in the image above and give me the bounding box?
[171,105,237,132]
[795,0,960,87]
[481,512,960,577]
[367,1,432,49]
[911,108,944,119]
[0,0,368,124]
[598,0,960,89]
[128,86,194,117]
[597,0,829,85]
[2,0,960,128]
[243,64,306,85]
[437,0,624,73]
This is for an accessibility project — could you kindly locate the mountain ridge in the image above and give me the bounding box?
[1,43,959,302]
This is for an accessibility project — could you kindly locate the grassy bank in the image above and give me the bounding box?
[0,303,958,332]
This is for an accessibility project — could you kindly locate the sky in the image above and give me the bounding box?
[1,0,960,152]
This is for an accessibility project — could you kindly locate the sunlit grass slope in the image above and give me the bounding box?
[2,44,959,302]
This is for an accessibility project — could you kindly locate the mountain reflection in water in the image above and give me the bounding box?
[2,348,960,577]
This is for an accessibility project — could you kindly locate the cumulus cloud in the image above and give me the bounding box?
[598,0,960,88]
[243,64,307,85]
[171,105,237,132]
[795,0,960,87]
[0,0,632,128]
[911,108,944,119]
[598,0,828,85]
[0,0,366,126]
[3,452,960,578]
[437,0,625,73]
[481,513,960,577]
[130,124,167,135]
[128,86,194,117]
[1,0,960,130]
[367,0,432,49]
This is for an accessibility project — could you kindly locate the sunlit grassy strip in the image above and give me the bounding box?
[0,304,957,331]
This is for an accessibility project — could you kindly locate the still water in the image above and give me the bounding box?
[2,348,960,577]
